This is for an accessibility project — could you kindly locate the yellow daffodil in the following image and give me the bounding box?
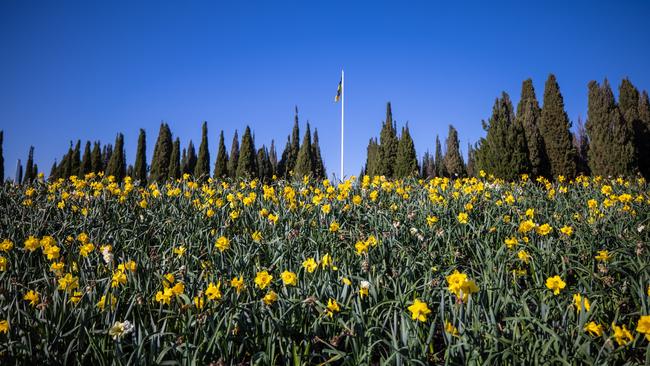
[407,299,431,322]
[545,276,566,295]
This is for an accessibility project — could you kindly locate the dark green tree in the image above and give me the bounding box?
[0,131,4,182]
[134,129,147,183]
[294,123,314,178]
[169,137,181,180]
[573,117,590,175]
[434,135,446,177]
[63,143,74,178]
[444,125,465,177]
[287,107,301,174]
[15,159,22,185]
[466,143,477,177]
[183,140,197,175]
[150,123,172,183]
[311,129,325,179]
[102,144,113,173]
[539,74,577,178]
[194,122,211,179]
[214,130,229,178]
[586,79,636,177]
[639,90,650,179]
[24,146,35,183]
[516,79,550,177]
[421,151,434,178]
[268,140,278,176]
[476,93,530,180]
[227,131,239,178]
[257,146,272,181]
[105,133,126,181]
[378,102,398,177]
[364,138,380,177]
[49,160,57,181]
[71,140,81,177]
[236,126,257,178]
[126,165,133,178]
[91,141,102,173]
[277,136,291,178]
[395,124,418,177]
[80,141,92,176]
[619,78,648,178]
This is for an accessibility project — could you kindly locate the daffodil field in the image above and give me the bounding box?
[1,173,649,364]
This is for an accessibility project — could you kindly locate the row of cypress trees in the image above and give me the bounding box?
[32,108,325,184]
[361,74,650,181]
[3,75,649,184]
[363,103,468,179]
[476,74,650,180]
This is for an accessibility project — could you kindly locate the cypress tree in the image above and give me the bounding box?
[102,144,113,173]
[236,126,257,178]
[24,146,35,183]
[639,91,650,179]
[80,141,92,176]
[421,151,433,179]
[91,141,102,173]
[378,102,398,177]
[184,140,197,175]
[573,117,590,175]
[15,159,22,184]
[466,143,477,177]
[169,137,181,180]
[64,144,74,179]
[134,129,147,183]
[476,93,529,180]
[49,160,58,181]
[288,107,300,174]
[277,136,291,178]
[312,129,325,179]
[294,122,314,178]
[180,148,187,175]
[106,133,126,181]
[444,125,465,177]
[194,121,211,179]
[586,79,636,177]
[539,74,577,178]
[364,138,380,177]
[516,79,550,177]
[619,78,648,178]
[0,131,4,182]
[214,130,229,178]
[227,131,240,178]
[126,165,133,178]
[434,135,446,177]
[257,146,272,181]
[71,140,81,177]
[268,139,278,176]
[32,164,38,179]
[150,123,172,183]
[395,124,418,177]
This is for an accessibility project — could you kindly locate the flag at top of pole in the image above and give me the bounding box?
[334,70,344,181]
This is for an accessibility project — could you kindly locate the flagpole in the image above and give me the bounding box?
[340,69,344,181]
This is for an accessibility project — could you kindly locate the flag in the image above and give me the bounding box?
[334,80,342,102]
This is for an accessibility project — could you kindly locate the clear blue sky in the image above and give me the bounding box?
[1,0,649,180]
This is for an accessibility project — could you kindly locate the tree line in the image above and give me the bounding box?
[3,107,326,184]
[2,74,649,184]
[362,74,650,181]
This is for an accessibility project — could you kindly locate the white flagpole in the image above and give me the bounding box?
[340,69,344,181]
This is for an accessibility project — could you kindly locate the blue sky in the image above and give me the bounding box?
[1,0,649,180]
